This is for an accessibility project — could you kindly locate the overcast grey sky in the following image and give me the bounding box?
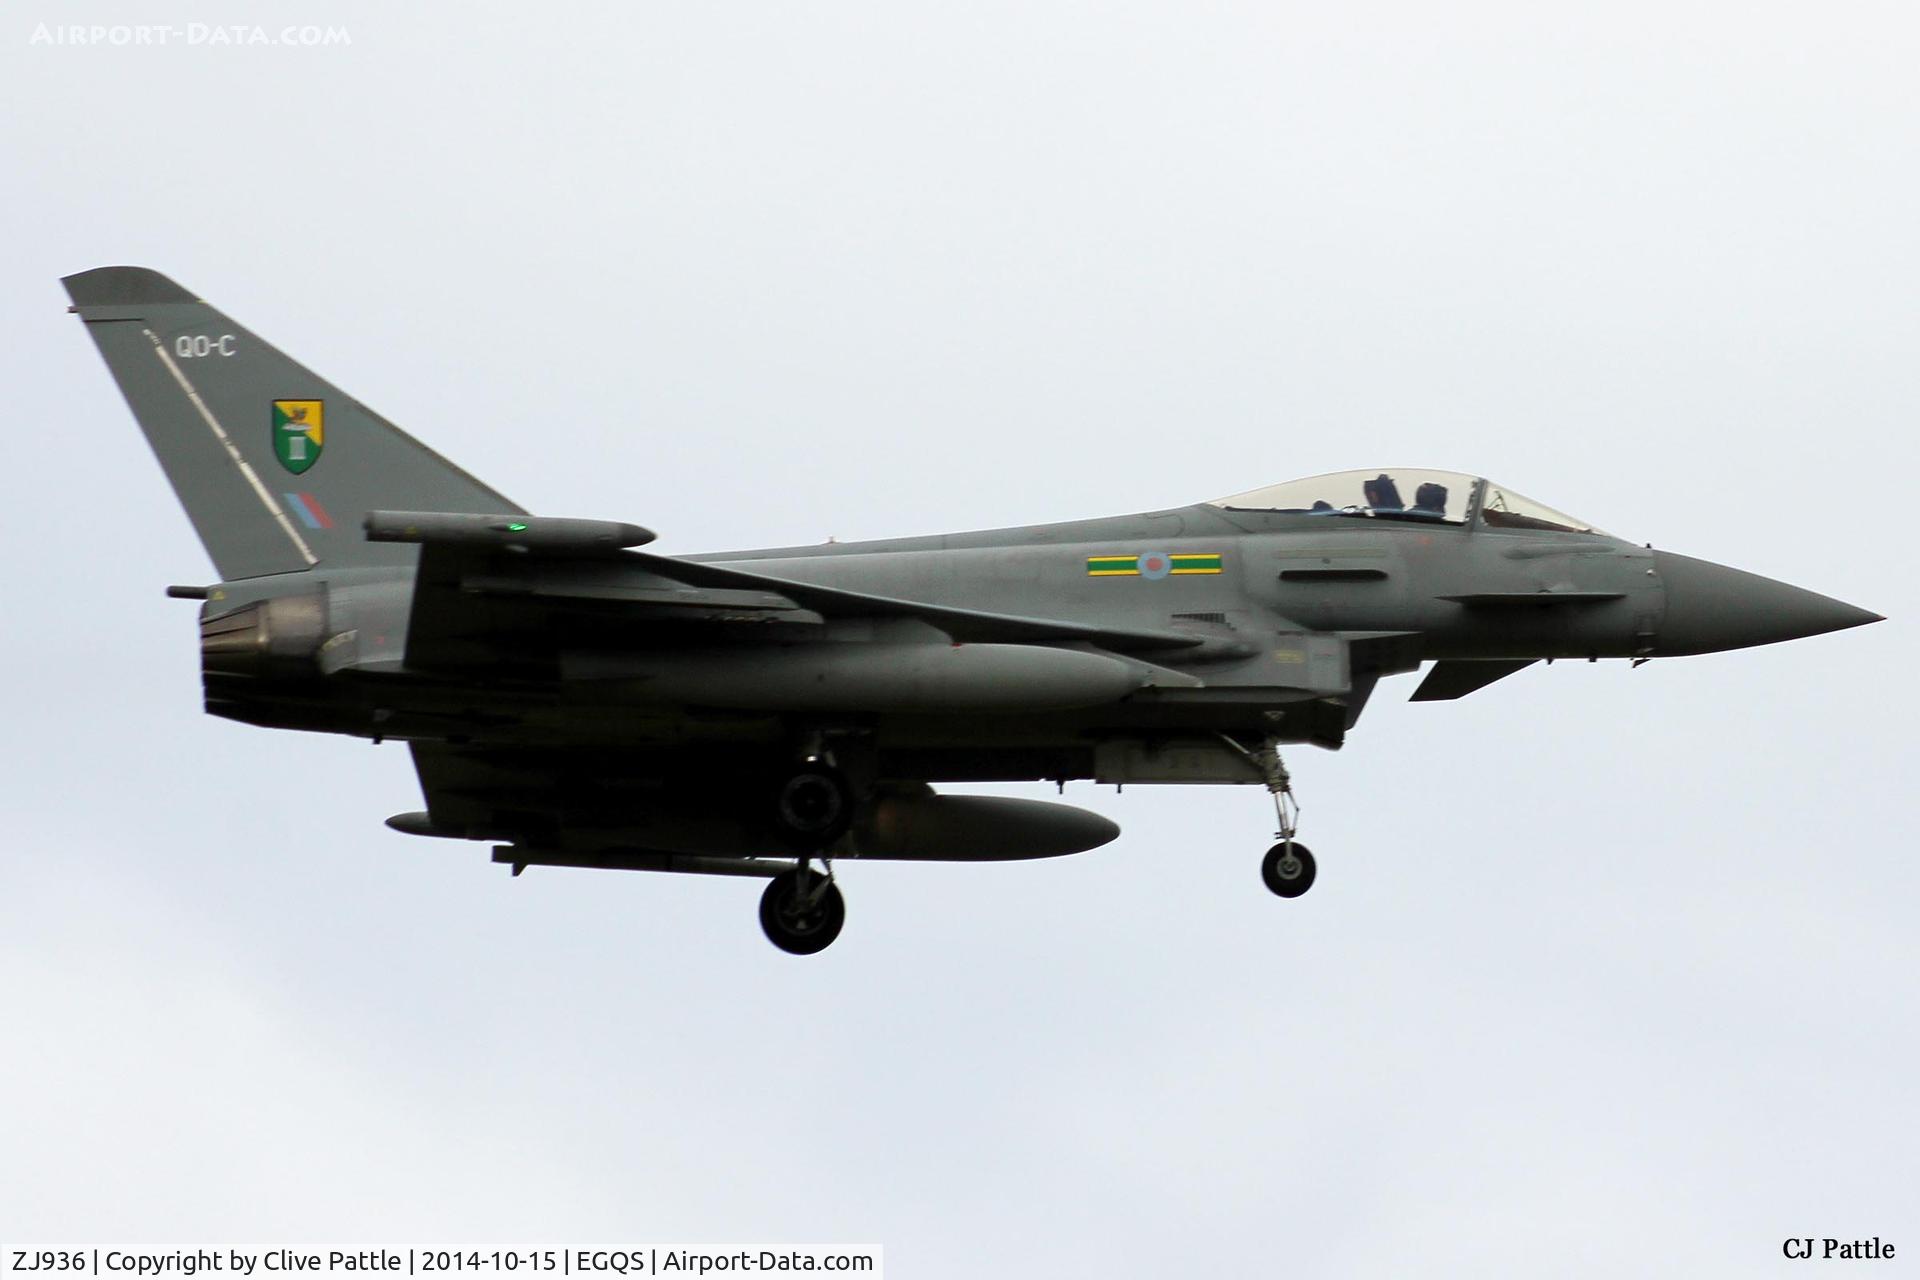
[1,2,1913,1274]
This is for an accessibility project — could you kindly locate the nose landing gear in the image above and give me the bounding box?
[1222,735,1319,899]
[1256,746,1316,899]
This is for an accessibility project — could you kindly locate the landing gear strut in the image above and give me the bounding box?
[759,861,845,954]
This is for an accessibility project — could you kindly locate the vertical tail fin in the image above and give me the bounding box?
[63,266,522,580]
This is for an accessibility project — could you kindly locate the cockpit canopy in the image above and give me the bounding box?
[1208,469,1609,536]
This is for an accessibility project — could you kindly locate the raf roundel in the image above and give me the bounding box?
[1137,551,1172,580]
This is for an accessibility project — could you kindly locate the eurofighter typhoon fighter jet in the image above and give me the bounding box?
[66,266,1882,953]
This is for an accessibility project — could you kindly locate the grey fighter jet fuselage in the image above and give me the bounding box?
[66,266,1883,953]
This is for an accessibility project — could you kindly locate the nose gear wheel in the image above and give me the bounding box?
[1261,841,1317,897]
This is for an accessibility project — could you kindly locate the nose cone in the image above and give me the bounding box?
[1654,551,1883,656]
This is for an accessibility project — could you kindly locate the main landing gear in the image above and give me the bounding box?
[759,862,846,955]
[760,749,855,954]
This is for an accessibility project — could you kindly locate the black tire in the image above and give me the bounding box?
[771,764,854,851]
[759,868,846,955]
[1261,841,1317,898]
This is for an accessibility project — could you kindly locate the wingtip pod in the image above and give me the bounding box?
[62,265,197,308]
[364,510,656,551]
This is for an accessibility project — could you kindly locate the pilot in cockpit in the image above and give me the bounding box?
[1363,474,1404,512]
[1209,470,1598,534]
[1411,482,1449,518]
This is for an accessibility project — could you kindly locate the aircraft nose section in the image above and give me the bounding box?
[1653,550,1883,656]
